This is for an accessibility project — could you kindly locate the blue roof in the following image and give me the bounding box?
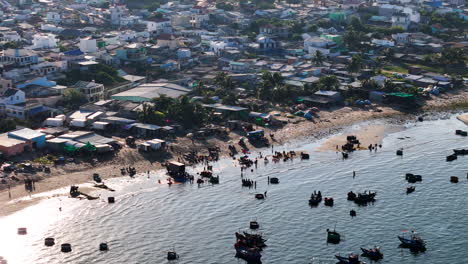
[64,49,84,56]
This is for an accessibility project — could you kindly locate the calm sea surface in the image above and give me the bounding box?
[0,115,467,264]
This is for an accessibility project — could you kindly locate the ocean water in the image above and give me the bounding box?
[0,115,467,264]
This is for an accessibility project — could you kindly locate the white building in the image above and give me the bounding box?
[146,18,172,34]
[32,33,58,49]
[46,12,61,24]
[0,31,21,42]
[371,38,395,47]
[110,5,128,26]
[79,37,98,53]
[392,33,413,44]
[391,13,410,30]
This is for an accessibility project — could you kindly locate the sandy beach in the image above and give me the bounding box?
[1,89,467,217]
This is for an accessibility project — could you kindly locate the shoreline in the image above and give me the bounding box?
[1,90,467,217]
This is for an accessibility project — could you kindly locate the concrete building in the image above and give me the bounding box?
[0,49,38,66]
[72,80,104,102]
[46,12,61,24]
[79,37,98,53]
[0,134,31,157]
[32,33,58,49]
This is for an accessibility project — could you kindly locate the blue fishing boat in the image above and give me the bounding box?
[360,247,383,260]
[335,253,365,264]
[234,243,262,263]
[398,232,426,251]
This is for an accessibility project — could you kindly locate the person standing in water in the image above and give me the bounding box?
[353,171,356,179]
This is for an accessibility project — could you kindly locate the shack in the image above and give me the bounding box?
[8,128,46,149]
[166,161,185,175]
[0,134,31,157]
[202,104,249,120]
[298,91,342,107]
[129,123,162,138]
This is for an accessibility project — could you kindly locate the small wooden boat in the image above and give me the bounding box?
[200,170,212,178]
[350,210,356,217]
[301,152,310,159]
[398,232,426,251]
[361,247,383,260]
[347,191,357,201]
[99,243,109,251]
[327,229,340,244]
[309,191,322,206]
[108,197,115,203]
[250,220,260,230]
[209,175,219,184]
[450,176,459,183]
[17,228,27,235]
[446,154,457,162]
[167,250,178,260]
[335,253,364,264]
[255,193,265,200]
[405,173,422,183]
[45,237,55,247]
[406,186,415,194]
[61,243,72,253]
[396,149,403,156]
[234,243,262,263]
[453,149,468,155]
[324,197,334,206]
[353,191,376,205]
[93,173,102,183]
[269,177,279,184]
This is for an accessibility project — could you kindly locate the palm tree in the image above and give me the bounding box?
[348,54,363,74]
[313,50,324,66]
[214,72,234,91]
[318,75,340,91]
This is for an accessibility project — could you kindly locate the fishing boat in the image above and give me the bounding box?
[335,253,365,264]
[347,191,356,201]
[99,243,109,251]
[200,170,212,178]
[350,210,356,217]
[269,177,279,184]
[327,228,340,244]
[406,186,415,194]
[324,197,334,206]
[309,191,322,206]
[209,175,219,184]
[446,154,457,162]
[405,173,422,183]
[167,246,179,260]
[234,243,262,263]
[353,191,376,205]
[255,193,265,200]
[398,232,426,251]
[360,247,383,260]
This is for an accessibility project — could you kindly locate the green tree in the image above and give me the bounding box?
[348,54,364,74]
[214,72,234,92]
[318,75,340,91]
[313,50,324,66]
[63,89,87,110]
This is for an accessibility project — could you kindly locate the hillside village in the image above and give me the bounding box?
[0,0,467,179]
